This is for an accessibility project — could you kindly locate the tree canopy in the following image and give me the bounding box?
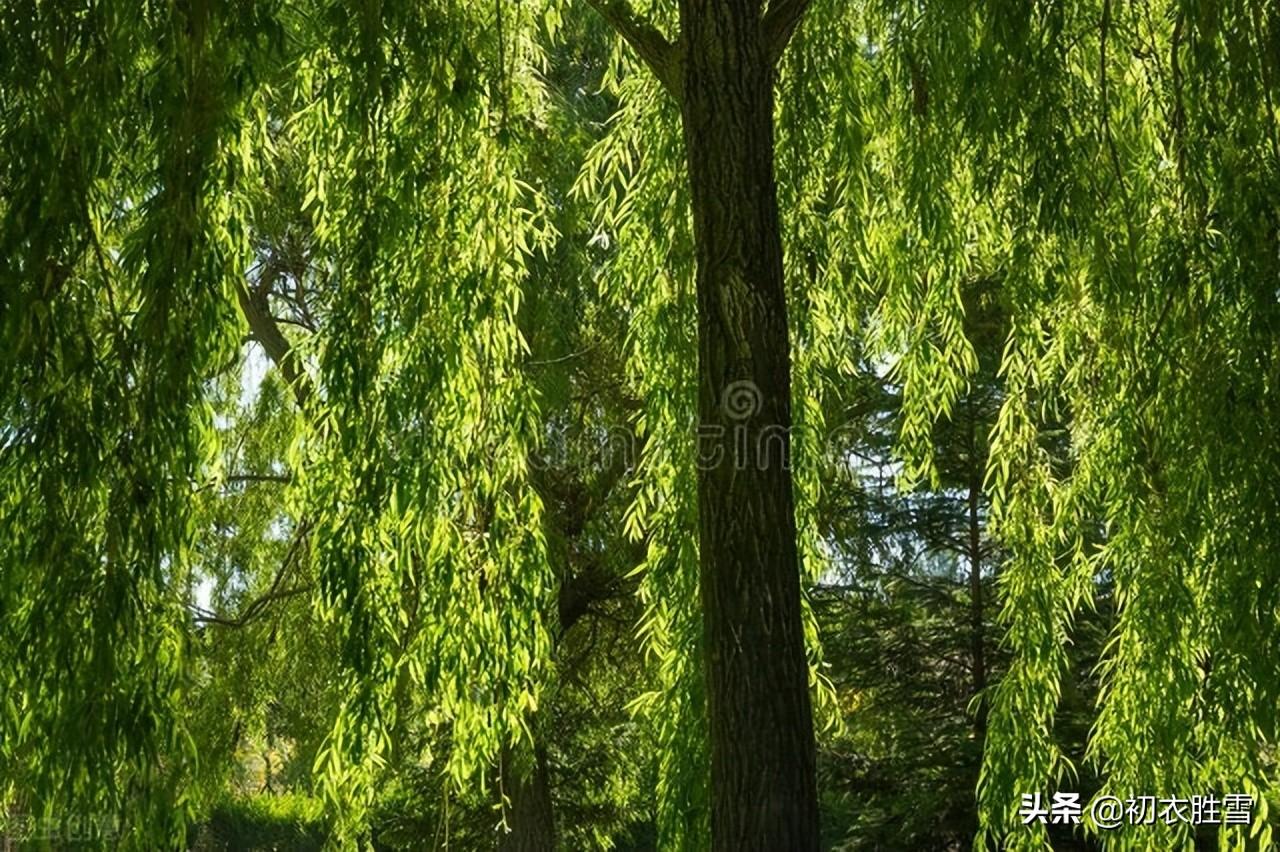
[1,0,1277,849]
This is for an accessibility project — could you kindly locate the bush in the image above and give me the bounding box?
[192,793,328,852]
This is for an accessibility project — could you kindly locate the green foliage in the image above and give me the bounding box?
[574,31,711,847]
[3,0,1279,848]
[193,793,327,852]
[1,1,282,845]
[781,0,1280,847]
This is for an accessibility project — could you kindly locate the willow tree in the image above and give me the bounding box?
[4,0,1280,850]
[1,0,559,844]
[834,1,1280,849]
[581,1,823,847]
[586,0,1280,848]
[1,0,823,845]
[1,1,281,842]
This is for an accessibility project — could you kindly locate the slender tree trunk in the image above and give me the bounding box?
[968,411,987,737]
[679,2,818,848]
[497,742,555,852]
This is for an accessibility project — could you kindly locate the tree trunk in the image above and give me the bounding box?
[679,2,819,848]
[497,742,555,852]
[968,410,987,737]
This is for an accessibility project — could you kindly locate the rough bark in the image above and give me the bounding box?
[586,0,818,846]
[497,742,556,852]
[679,1,819,848]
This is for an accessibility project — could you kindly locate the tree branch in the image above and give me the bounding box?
[191,521,312,629]
[190,584,313,628]
[585,0,682,97]
[225,472,293,484]
[234,277,312,408]
[762,0,813,66]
